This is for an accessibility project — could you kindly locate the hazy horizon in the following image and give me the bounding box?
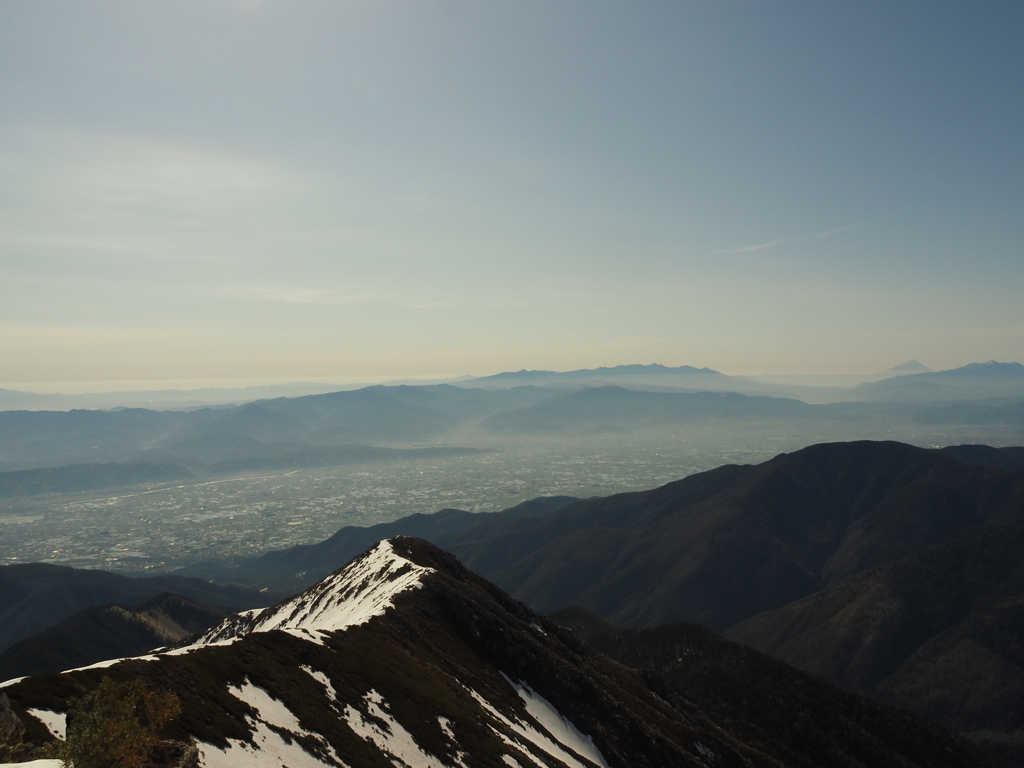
[2,2,1022,384]
[0,357,974,395]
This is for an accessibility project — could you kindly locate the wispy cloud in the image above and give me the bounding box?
[212,285,390,306]
[401,300,460,310]
[0,326,155,347]
[709,223,862,255]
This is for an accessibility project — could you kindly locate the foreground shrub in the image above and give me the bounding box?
[59,676,181,768]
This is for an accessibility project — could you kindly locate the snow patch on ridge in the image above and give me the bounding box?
[302,665,338,703]
[343,690,450,768]
[64,654,160,673]
[2,540,428,692]
[26,710,65,741]
[437,717,469,768]
[1,638,242,688]
[198,679,347,768]
[466,680,607,768]
[503,675,609,768]
[195,540,432,646]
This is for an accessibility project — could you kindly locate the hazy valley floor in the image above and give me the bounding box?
[3,416,1021,575]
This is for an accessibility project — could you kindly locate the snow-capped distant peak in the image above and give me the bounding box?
[195,539,433,646]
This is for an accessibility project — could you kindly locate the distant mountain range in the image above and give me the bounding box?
[2,537,996,767]
[0,378,473,412]
[746,359,931,389]
[0,381,351,411]
[479,387,816,435]
[5,359,1020,417]
[0,384,549,472]
[0,461,199,498]
[857,360,1024,401]
[1,359,1022,478]
[4,368,1024,476]
[463,360,1024,404]
[467,363,722,384]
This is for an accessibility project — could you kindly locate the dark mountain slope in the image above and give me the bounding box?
[180,495,579,591]
[5,538,791,768]
[434,441,1024,630]
[0,593,234,681]
[551,606,999,768]
[936,444,1024,471]
[0,563,274,652]
[725,525,1024,764]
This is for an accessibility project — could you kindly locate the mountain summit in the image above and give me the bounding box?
[192,539,435,647]
[1,537,995,767]
[2,538,777,767]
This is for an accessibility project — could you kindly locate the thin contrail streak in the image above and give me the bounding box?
[709,223,861,255]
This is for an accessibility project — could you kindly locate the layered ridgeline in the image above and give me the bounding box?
[0,593,235,682]
[0,563,274,653]
[0,384,548,473]
[0,538,993,768]
[0,497,579,680]
[4,363,1024,477]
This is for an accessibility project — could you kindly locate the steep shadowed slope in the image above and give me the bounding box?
[936,444,1024,472]
[725,525,1024,764]
[551,606,1000,768]
[434,441,1024,629]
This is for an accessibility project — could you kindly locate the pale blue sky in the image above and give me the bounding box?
[1,1,1022,388]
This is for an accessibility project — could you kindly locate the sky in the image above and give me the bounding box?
[1,1,1022,390]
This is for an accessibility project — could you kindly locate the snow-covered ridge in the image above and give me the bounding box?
[194,539,433,646]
